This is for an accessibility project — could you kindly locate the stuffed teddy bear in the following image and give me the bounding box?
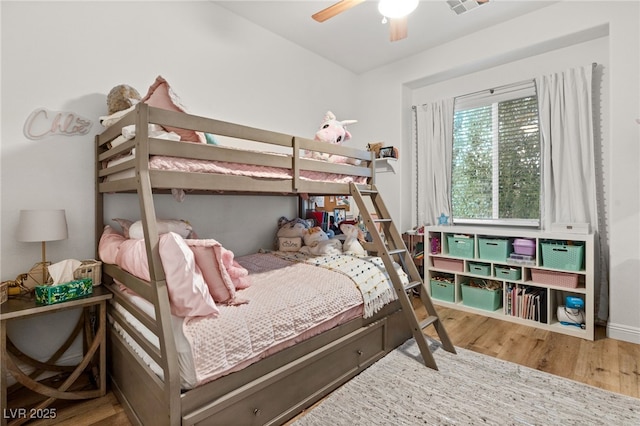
[299,226,342,256]
[107,84,142,115]
[340,223,367,256]
[304,111,360,165]
[275,216,310,251]
[367,142,384,159]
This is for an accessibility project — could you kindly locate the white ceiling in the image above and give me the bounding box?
[213,1,558,74]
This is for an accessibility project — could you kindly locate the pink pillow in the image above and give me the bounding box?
[115,238,151,281]
[186,239,250,305]
[159,233,219,317]
[141,76,205,143]
[98,225,126,264]
[112,232,218,318]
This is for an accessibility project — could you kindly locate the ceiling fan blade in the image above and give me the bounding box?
[312,0,366,23]
[389,16,408,42]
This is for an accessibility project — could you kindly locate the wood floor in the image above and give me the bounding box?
[6,303,639,425]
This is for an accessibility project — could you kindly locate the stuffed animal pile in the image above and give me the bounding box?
[275,216,367,256]
[304,111,360,165]
[275,216,310,252]
[299,226,343,256]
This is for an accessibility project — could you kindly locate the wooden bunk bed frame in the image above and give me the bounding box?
[95,103,413,425]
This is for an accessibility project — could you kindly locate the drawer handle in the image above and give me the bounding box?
[253,408,261,417]
[357,350,363,356]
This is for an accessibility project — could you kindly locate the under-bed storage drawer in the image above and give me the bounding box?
[183,319,387,426]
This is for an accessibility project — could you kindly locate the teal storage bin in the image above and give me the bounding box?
[540,242,584,271]
[468,262,491,276]
[461,284,502,311]
[478,238,512,262]
[447,235,475,258]
[430,279,455,302]
[494,266,522,281]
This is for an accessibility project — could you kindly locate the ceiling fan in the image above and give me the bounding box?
[312,0,418,42]
[312,0,491,42]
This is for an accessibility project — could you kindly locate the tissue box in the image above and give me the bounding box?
[35,278,93,305]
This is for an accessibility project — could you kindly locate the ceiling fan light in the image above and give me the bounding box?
[378,0,418,19]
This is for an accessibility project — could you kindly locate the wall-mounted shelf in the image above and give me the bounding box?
[425,225,594,340]
[374,157,397,173]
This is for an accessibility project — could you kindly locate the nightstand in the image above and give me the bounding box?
[1,286,111,426]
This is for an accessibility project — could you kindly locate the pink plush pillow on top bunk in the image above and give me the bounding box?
[141,76,205,144]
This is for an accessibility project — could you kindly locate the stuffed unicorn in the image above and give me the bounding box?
[340,223,367,256]
[305,111,360,165]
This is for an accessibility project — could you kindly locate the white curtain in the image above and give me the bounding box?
[412,99,454,227]
[536,64,608,322]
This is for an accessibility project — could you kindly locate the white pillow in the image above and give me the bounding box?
[113,218,193,239]
[99,105,136,128]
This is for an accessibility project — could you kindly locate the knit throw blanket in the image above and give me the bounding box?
[272,252,404,318]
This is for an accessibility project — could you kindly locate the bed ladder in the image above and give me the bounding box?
[350,183,456,370]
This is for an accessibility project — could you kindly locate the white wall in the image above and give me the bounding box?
[0,1,358,366]
[356,1,640,343]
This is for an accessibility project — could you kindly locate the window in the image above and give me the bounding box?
[451,81,541,226]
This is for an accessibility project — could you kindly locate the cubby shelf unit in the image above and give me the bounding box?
[425,225,594,340]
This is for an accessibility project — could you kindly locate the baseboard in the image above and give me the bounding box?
[607,321,640,344]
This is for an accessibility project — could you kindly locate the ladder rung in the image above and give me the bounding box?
[359,189,378,194]
[404,280,422,291]
[372,218,392,223]
[420,316,439,329]
[387,249,407,256]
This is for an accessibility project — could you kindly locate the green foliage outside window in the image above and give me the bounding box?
[452,95,540,224]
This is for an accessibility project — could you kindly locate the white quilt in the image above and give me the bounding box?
[271,252,403,318]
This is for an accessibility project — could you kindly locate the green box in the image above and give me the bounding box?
[478,238,512,262]
[35,278,93,305]
[468,262,491,276]
[447,235,475,258]
[540,242,585,271]
[461,284,502,311]
[494,266,522,281]
[430,279,455,302]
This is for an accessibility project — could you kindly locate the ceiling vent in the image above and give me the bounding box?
[447,0,489,15]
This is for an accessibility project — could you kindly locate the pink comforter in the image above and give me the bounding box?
[182,252,363,386]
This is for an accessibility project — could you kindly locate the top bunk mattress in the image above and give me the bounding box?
[96,104,374,195]
[103,149,368,186]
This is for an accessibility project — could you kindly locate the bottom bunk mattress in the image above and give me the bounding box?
[109,251,403,390]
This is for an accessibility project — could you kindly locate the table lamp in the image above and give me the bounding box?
[16,209,68,285]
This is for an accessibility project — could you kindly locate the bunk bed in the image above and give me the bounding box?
[95,103,413,425]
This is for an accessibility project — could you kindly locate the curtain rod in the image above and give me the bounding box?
[412,62,599,110]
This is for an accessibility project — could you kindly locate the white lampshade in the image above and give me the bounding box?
[17,209,68,242]
[378,0,419,18]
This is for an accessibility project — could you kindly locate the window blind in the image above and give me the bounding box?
[451,80,541,225]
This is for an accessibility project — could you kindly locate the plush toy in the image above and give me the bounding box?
[275,216,310,251]
[367,142,384,159]
[107,84,142,115]
[340,223,367,256]
[305,111,360,165]
[299,226,342,256]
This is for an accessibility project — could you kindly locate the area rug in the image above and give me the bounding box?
[293,338,640,426]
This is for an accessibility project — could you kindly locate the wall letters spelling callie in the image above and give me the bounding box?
[23,108,93,140]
